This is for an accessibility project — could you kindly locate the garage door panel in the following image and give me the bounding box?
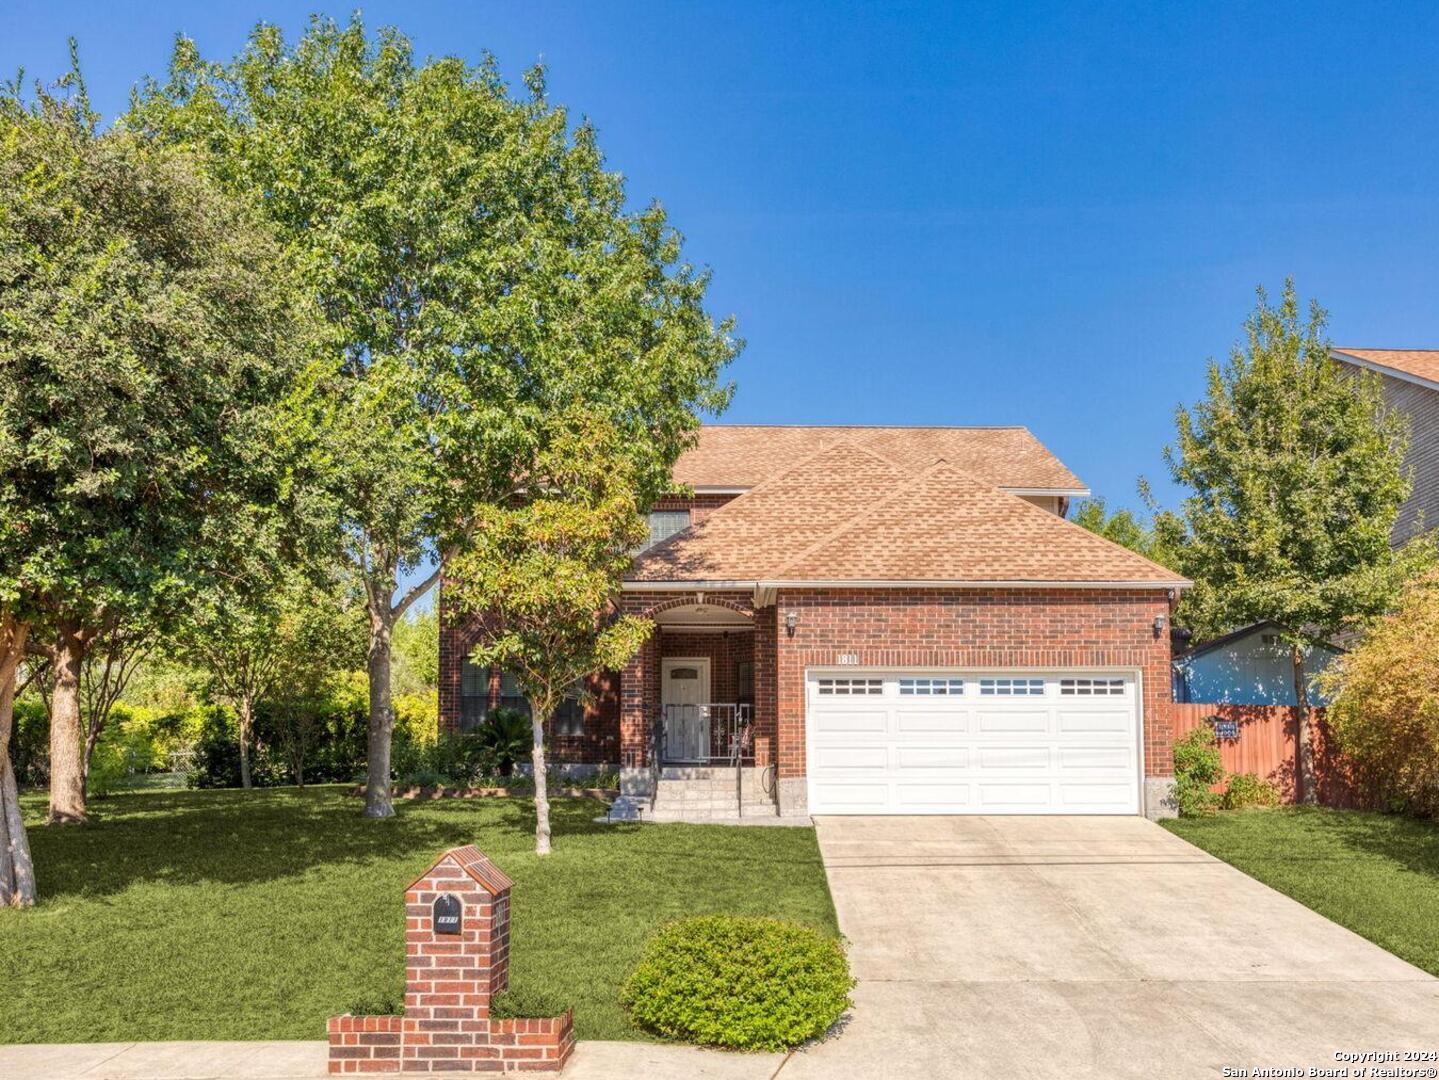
[977,709,1049,734]
[1058,709,1132,734]
[815,746,888,769]
[897,783,974,807]
[814,710,888,735]
[808,670,1140,816]
[897,745,969,769]
[978,745,1050,770]
[896,711,969,734]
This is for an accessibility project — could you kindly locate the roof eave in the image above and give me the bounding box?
[622,577,1191,591]
[1331,349,1439,392]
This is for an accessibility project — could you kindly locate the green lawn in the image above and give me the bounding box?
[1,786,837,1044]
[1164,807,1439,975]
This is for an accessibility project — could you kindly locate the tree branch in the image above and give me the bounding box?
[393,562,443,621]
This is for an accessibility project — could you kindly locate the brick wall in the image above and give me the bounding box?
[330,845,573,1074]
[651,491,740,524]
[770,587,1177,780]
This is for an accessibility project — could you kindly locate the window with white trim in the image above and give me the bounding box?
[642,510,691,551]
[1059,677,1125,696]
[899,677,965,696]
[979,677,1045,696]
[817,677,883,696]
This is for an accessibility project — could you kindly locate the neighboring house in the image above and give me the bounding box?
[1331,348,1439,543]
[440,425,1190,819]
[1171,621,1341,706]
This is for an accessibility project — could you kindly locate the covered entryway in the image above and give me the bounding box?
[805,670,1141,814]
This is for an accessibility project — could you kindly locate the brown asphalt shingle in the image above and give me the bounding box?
[628,438,1186,586]
[1333,348,1439,385]
[673,425,1087,491]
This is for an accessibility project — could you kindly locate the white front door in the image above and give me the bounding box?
[806,670,1141,814]
[662,658,711,762]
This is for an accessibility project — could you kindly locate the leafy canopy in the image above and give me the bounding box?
[128,16,740,586]
[0,65,317,631]
[1155,281,1431,643]
[445,413,653,718]
[1070,493,1174,567]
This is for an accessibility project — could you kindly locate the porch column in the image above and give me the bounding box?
[618,634,658,796]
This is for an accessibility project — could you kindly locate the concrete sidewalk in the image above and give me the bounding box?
[0,1040,786,1079]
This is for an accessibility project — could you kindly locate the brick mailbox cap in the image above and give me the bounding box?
[405,844,514,897]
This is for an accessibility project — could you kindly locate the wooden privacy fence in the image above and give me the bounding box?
[1168,703,1366,807]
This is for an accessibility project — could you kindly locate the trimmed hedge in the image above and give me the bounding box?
[620,915,852,1051]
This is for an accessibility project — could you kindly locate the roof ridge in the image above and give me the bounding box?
[771,456,960,578]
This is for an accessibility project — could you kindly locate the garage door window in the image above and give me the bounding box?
[979,677,1045,696]
[899,677,965,695]
[817,677,883,696]
[1060,677,1125,696]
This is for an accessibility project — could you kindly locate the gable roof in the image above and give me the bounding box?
[1332,348,1439,389]
[628,439,1186,589]
[673,425,1087,493]
[1175,621,1344,662]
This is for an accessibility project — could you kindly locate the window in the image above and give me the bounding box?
[1059,677,1125,696]
[979,677,1045,696]
[459,658,491,731]
[553,682,586,737]
[817,677,883,696]
[498,670,530,717]
[736,661,754,706]
[668,666,700,680]
[899,677,964,696]
[642,510,691,552]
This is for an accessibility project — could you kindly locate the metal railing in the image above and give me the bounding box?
[655,703,753,766]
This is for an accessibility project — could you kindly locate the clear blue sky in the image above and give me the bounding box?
[5,1,1438,517]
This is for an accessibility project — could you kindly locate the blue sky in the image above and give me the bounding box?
[6,0,1439,519]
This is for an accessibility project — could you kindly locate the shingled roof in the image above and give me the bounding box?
[672,425,1088,492]
[1332,348,1439,386]
[628,438,1186,588]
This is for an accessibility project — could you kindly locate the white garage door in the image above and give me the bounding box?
[806,671,1141,815]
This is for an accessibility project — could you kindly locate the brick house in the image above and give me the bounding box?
[440,425,1190,819]
[1331,348,1439,544]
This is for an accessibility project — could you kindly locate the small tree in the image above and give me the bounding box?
[1071,491,1174,566]
[446,415,653,854]
[1156,281,1433,803]
[1321,569,1439,815]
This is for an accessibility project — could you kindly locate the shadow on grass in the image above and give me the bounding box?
[20,786,825,903]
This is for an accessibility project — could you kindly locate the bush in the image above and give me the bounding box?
[1323,568,1439,817]
[1173,725,1224,816]
[473,707,531,776]
[488,987,571,1020]
[620,916,852,1051]
[1222,772,1281,810]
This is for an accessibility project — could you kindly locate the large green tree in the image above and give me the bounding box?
[0,65,317,827]
[446,413,653,855]
[1155,281,1432,802]
[131,17,738,817]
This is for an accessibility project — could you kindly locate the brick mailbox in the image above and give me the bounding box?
[329,845,575,1073]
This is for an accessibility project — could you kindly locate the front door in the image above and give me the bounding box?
[661,658,711,762]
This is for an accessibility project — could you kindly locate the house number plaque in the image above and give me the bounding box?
[433,893,462,935]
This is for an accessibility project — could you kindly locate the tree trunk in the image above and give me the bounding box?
[1,618,37,907]
[237,697,254,790]
[1292,643,1317,806]
[48,622,88,825]
[531,712,551,856]
[363,614,395,818]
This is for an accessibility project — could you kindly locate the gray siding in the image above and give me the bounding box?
[1375,372,1439,543]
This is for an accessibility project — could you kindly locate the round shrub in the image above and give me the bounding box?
[1173,725,1224,815]
[1221,772,1281,810]
[620,915,852,1051]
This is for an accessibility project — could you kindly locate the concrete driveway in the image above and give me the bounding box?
[783,815,1439,1080]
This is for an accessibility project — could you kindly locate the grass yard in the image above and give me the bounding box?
[1,786,838,1044]
[1164,807,1439,976]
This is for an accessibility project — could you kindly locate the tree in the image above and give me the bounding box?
[0,612,36,906]
[131,16,738,817]
[76,620,153,794]
[1321,568,1439,816]
[0,63,317,824]
[1071,492,1173,566]
[1155,281,1432,803]
[446,414,654,854]
[179,573,364,789]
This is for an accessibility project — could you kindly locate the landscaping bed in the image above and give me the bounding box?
[1164,807,1439,976]
[1,785,838,1044]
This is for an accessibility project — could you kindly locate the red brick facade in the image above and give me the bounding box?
[329,846,574,1074]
